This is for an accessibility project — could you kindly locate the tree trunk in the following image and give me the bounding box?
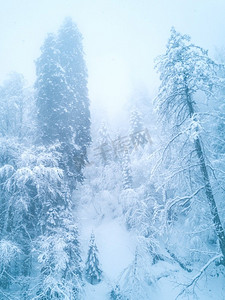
[194,137,225,258]
[186,90,225,259]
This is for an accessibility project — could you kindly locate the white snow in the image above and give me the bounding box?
[78,200,136,299]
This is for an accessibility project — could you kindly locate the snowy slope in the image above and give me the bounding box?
[75,182,225,300]
[78,197,136,300]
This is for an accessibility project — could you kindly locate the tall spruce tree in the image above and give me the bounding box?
[33,18,91,298]
[36,18,91,186]
[57,17,91,184]
[36,33,66,144]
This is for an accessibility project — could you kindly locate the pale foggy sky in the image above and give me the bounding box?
[1,0,225,120]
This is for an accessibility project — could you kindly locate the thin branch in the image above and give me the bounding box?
[166,186,205,212]
[176,254,222,299]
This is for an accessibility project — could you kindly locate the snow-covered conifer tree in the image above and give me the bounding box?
[0,73,34,139]
[16,18,91,298]
[85,232,102,285]
[121,150,133,190]
[129,109,148,150]
[35,33,65,144]
[57,17,91,184]
[36,18,91,186]
[110,285,123,300]
[129,109,144,135]
[97,122,112,165]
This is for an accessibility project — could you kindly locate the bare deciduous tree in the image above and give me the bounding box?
[155,27,225,260]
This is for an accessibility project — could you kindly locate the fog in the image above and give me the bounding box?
[1,2,225,299]
[1,0,225,119]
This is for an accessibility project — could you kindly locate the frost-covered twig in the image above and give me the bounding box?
[151,131,184,177]
[166,186,204,212]
[166,248,192,273]
[176,254,222,299]
[0,288,18,300]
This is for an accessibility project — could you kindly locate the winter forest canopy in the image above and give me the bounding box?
[1,1,225,299]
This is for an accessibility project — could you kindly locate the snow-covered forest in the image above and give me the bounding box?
[1,1,225,299]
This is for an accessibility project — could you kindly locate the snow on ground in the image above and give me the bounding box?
[75,184,225,300]
[78,197,137,299]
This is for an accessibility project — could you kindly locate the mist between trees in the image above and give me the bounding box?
[87,128,153,166]
[1,15,225,300]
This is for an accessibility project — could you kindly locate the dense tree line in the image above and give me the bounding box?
[0,21,225,299]
[0,18,90,299]
[77,28,225,299]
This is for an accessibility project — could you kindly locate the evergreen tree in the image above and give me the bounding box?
[34,18,90,298]
[129,109,148,150]
[121,150,133,190]
[110,285,123,300]
[85,232,102,285]
[57,17,91,184]
[57,17,90,147]
[129,109,144,135]
[36,33,66,144]
[129,88,153,127]
[0,18,90,299]
[36,18,91,186]
[97,122,112,165]
[0,73,32,139]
